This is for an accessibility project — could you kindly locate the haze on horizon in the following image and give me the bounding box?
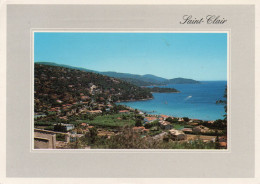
[34,32,227,81]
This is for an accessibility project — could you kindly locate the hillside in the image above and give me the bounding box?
[34,64,153,112]
[35,62,200,86]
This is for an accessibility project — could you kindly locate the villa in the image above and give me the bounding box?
[192,125,210,133]
[159,121,173,130]
[89,110,102,114]
[169,129,186,141]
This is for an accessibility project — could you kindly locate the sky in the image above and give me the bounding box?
[34,32,227,81]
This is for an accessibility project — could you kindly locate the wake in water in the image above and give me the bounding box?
[185,96,192,101]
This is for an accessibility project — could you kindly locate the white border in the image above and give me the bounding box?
[31,29,231,153]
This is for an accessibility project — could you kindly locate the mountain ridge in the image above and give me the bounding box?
[35,62,200,86]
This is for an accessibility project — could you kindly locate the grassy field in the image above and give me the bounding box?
[173,124,185,130]
[80,113,136,128]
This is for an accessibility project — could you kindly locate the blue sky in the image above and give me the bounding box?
[34,32,227,81]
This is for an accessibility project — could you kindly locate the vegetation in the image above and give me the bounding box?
[34,64,153,112]
[216,86,227,134]
[120,77,156,86]
[34,63,226,150]
[148,87,179,93]
[56,134,66,141]
[80,114,136,128]
[166,117,179,123]
[54,123,67,132]
[165,77,200,84]
[69,126,217,149]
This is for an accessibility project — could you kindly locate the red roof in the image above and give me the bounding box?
[119,110,129,113]
[161,115,169,118]
[145,117,157,121]
[219,142,227,147]
[133,126,145,130]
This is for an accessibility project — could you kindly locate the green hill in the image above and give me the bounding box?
[34,64,153,112]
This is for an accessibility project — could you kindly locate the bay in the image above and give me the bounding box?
[118,81,227,121]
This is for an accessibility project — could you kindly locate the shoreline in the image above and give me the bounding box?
[116,101,217,122]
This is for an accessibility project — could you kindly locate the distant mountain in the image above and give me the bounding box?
[119,78,157,86]
[142,74,167,83]
[35,62,200,86]
[99,72,166,85]
[166,77,200,84]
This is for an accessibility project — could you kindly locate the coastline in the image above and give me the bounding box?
[117,97,218,122]
[116,97,154,103]
[151,91,180,94]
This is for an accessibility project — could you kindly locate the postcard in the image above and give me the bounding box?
[0,1,258,183]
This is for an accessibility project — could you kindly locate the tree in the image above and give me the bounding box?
[54,123,67,132]
[135,119,143,127]
[89,127,98,144]
[216,86,227,121]
[216,86,227,135]
[183,117,190,122]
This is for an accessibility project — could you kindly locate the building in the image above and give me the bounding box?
[54,123,75,131]
[219,142,227,149]
[192,119,203,123]
[80,123,88,127]
[119,110,130,114]
[181,128,193,133]
[132,126,145,133]
[169,129,186,141]
[81,96,90,101]
[160,115,169,120]
[217,136,227,148]
[177,117,184,122]
[144,116,158,124]
[89,110,102,114]
[192,125,210,134]
[159,121,173,130]
[63,123,74,131]
[34,128,70,149]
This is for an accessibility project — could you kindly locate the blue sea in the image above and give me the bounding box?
[119,81,227,121]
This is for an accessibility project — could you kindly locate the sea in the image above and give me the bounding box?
[118,81,227,121]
